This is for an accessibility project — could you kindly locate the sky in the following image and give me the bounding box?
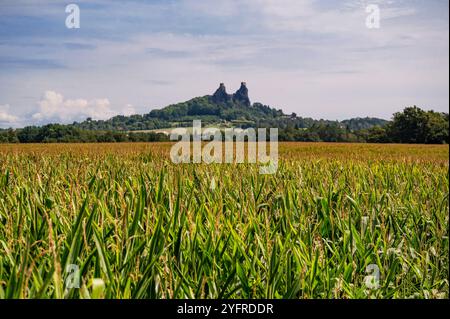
[0,0,448,128]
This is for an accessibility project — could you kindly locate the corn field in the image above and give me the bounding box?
[0,143,448,299]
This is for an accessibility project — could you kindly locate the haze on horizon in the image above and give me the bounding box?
[0,0,448,128]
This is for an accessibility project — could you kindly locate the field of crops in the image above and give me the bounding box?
[0,143,448,299]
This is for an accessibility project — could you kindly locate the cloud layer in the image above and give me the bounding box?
[0,104,18,126]
[0,0,448,127]
[31,91,136,124]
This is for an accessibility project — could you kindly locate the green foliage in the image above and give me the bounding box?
[0,124,169,143]
[1,104,447,144]
[341,117,388,130]
[0,129,19,143]
[0,144,448,298]
[352,107,448,144]
[387,106,449,144]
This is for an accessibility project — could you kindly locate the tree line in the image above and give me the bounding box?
[1,106,448,144]
[277,107,448,144]
[0,124,169,143]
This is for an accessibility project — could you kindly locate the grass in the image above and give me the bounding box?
[0,142,448,299]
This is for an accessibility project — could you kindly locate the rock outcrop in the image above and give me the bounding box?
[212,83,232,104]
[233,82,251,107]
[211,82,251,106]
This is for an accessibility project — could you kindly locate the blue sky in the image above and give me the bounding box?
[0,0,448,127]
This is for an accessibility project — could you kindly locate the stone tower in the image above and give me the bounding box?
[233,82,251,107]
[211,82,251,107]
[212,83,232,103]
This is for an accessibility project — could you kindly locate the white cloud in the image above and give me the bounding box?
[31,91,134,124]
[122,104,136,116]
[0,0,447,123]
[180,0,244,17]
[250,0,418,35]
[0,104,18,126]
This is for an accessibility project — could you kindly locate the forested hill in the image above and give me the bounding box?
[71,83,388,131]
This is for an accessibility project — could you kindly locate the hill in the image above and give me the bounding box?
[71,83,388,131]
[2,84,447,144]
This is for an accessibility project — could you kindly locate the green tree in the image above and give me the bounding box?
[388,106,448,144]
